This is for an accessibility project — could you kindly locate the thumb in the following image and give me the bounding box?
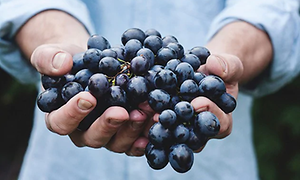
[30,44,84,76]
[200,54,244,85]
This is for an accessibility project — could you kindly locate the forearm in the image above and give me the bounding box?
[206,21,273,84]
[15,10,90,59]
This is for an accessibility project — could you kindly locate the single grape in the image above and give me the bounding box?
[167,42,184,59]
[173,124,190,143]
[71,52,85,74]
[193,72,206,84]
[148,89,171,113]
[164,59,180,72]
[155,47,178,66]
[121,28,146,45]
[98,57,121,77]
[186,127,208,151]
[110,46,125,60]
[87,34,111,51]
[88,73,110,98]
[174,62,195,85]
[136,47,155,67]
[41,74,65,89]
[105,86,127,109]
[162,35,178,47]
[61,82,84,102]
[144,28,162,38]
[188,46,210,64]
[169,144,194,173]
[143,35,163,55]
[214,92,237,114]
[180,54,201,71]
[37,88,63,113]
[148,122,173,148]
[174,101,194,123]
[198,75,226,100]
[153,69,177,93]
[194,111,220,137]
[74,69,94,88]
[145,142,169,170]
[124,39,143,61]
[130,55,150,75]
[159,109,177,129]
[101,48,118,58]
[83,48,103,72]
[125,76,149,105]
[115,73,130,89]
[179,79,200,102]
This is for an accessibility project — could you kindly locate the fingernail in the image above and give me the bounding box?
[131,121,144,130]
[109,119,124,126]
[216,55,227,73]
[78,99,93,110]
[53,53,67,69]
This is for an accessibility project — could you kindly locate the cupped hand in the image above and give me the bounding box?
[31,44,155,156]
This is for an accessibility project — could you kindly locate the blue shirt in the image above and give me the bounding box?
[1,0,300,180]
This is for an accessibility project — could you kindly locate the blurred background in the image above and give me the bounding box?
[1,66,300,180]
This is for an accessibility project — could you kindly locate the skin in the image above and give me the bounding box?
[15,10,272,156]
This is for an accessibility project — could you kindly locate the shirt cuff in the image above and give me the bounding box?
[205,1,300,97]
[0,0,95,84]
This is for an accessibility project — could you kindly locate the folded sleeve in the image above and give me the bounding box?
[206,0,300,97]
[0,0,95,84]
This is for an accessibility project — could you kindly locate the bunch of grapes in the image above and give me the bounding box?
[36,28,236,173]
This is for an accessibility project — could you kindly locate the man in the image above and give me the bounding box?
[1,0,300,179]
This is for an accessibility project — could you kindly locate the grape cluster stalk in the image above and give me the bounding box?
[36,28,236,173]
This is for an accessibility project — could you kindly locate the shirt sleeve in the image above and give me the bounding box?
[0,0,95,84]
[206,0,300,97]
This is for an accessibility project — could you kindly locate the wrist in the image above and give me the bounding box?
[205,21,273,83]
[15,10,90,59]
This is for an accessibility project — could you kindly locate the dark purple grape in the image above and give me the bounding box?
[115,73,130,88]
[173,124,190,143]
[41,74,65,89]
[87,34,111,51]
[169,144,194,173]
[101,48,118,58]
[148,89,171,113]
[121,28,146,45]
[144,28,161,38]
[164,59,180,72]
[162,35,178,47]
[193,72,206,84]
[83,48,102,72]
[186,127,208,151]
[215,92,237,114]
[179,79,200,102]
[174,101,194,123]
[153,69,177,93]
[198,75,226,100]
[88,73,110,98]
[188,46,210,64]
[110,46,125,60]
[98,57,121,77]
[174,62,195,86]
[143,35,163,55]
[136,48,155,67]
[105,86,127,108]
[194,111,220,137]
[180,54,201,71]
[159,109,177,129]
[145,142,169,170]
[61,82,84,102]
[148,122,173,148]
[71,52,85,74]
[155,47,178,66]
[37,88,63,113]
[130,56,150,75]
[74,69,93,88]
[126,76,149,105]
[167,42,184,59]
[124,39,143,61]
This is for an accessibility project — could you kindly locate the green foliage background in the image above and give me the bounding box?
[0,67,300,179]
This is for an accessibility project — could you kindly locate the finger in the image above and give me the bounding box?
[126,136,149,156]
[191,96,232,139]
[104,109,148,152]
[104,101,155,152]
[45,91,96,135]
[31,44,85,76]
[73,106,130,148]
